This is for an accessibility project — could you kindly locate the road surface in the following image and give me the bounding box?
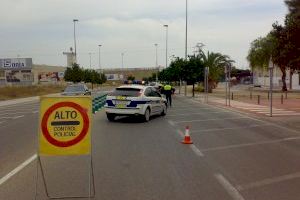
[1,95,300,200]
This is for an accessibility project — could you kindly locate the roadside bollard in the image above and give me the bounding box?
[281,94,284,104]
[267,92,269,100]
[257,95,260,105]
[250,91,252,100]
[231,92,233,100]
[285,92,287,99]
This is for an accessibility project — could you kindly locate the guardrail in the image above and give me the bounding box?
[92,93,107,114]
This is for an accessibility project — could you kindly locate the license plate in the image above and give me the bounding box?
[113,100,130,108]
[116,96,127,100]
[116,104,126,108]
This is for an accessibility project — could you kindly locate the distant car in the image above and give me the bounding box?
[61,84,91,96]
[104,85,167,122]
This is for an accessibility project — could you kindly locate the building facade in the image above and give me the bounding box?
[253,64,300,90]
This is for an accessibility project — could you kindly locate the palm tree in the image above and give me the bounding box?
[199,51,234,91]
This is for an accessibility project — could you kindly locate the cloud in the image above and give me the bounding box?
[0,0,287,69]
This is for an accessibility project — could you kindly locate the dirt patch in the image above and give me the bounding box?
[0,85,65,101]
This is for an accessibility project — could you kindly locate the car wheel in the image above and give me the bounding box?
[161,104,167,116]
[106,113,115,121]
[143,108,150,122]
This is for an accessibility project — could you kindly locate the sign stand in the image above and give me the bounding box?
[35,155,95,199]
[35,96,95,199]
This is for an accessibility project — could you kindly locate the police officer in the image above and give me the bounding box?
[164,83,172,107]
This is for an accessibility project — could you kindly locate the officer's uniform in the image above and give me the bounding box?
[164,84,172,107]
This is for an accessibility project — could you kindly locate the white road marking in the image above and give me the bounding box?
[0,115,24,120]
[190,144,204,157]
[201,136,300,152]
[173,116,248,124]
[0,154,37,186]
[13,115,25,119]
[190,124,270,133]
[32,110,39,113]
[0,111,38,116]
[168,111,230,117]
[168,120,175,126]
[215,173,245,200]
[236,171,300,191]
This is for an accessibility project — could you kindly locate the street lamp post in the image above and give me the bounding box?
[185,0,188,59]
[155,44,158,82]
[228,63,231,107]
[163,25,168,68]
[225,65,228,106]
[73,19,79,63]
[98,45,102,72]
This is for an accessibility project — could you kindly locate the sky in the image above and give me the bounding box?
[0,0,288,70]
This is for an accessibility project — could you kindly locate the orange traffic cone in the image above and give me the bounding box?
[182,126,193,144]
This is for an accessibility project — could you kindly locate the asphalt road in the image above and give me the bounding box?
[1,94,300,200]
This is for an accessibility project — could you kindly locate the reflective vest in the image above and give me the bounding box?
[164,85,172,91]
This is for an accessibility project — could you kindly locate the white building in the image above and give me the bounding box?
[63,48,76,67]
[253,63,300,90]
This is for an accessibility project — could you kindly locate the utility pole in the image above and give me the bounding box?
[155,44,158,82]
[73,19,79,63]
[185,0,188,59]
[163,25,168,68]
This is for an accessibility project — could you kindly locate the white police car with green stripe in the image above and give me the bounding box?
[105,85,167,122]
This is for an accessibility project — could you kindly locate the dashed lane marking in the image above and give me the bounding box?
[190,144,204,157]
[215,174,245,200]
[168,120,175,126]
[176,129,204,157]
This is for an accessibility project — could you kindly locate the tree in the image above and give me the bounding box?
[64,63,83,83]
[199,51,234,91]
[247,0,300,91]
[186,55,204,96]
[127,75,135,81]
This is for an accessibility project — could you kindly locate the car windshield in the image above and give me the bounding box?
[110,88,141,97]
[64,85,84,93]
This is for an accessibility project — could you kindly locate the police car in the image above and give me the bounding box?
[105,85,167,122]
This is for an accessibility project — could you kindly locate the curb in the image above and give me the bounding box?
[0,96,39,107]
